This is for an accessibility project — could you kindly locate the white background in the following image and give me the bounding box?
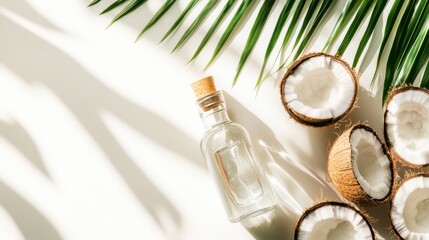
[0,1,396,239]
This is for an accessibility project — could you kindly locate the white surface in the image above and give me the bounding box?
[0,1,393,239]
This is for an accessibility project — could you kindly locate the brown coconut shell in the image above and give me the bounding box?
[294,201,375,240]
[328,124,396,206]
[280,52,359,127]
[384,86,429,168]
[389,173,429,240]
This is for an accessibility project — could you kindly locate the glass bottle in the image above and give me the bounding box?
[192,77,276,222]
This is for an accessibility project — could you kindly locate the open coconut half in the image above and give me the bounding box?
[328,124,394,205]
[295,201,375,240]
[390,173,429,240]
[384,86,429,167]
[280,53,358,127]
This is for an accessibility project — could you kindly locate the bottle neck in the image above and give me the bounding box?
[201,105,231,129]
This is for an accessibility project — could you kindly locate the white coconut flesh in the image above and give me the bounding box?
[391,176,429,239]
[297,205,373,240]
[350,128,392,200]
[284,55,355,120]
[386,89,429,165]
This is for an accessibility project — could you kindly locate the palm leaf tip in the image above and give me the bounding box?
[256,0,295,88]
[205,0,253,69]
[352,0,388,68]
[189,0,235,63]
[100,0,127,15]
[88,0,101,7]
[172,0,217,53]
[106,0,148,29]
[160,0,199,43]
[135,0,177,42]
[233,0,275,85]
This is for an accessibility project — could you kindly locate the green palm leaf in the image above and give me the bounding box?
[233,0,275,85]
[352,0,388,68]
[136,0,177,41]
[291,0,334,61]
[172,0,218,52]
[88,0,101,7]
[421,62,429,88]
[292,0,319,50]
[370,0,404,88]
[267,0,306,77]
[383,0,421,102]
[396,3,429,86]
[101,0,128,15]
[323,0,358,52]
[392,0,428,82]
[189,0,235,62]
[397,29,429,86]
[336,0,374,57]
[206,0,253,68]
[255,0,295,87]
[106,0,147,28]
[160,0,200,43]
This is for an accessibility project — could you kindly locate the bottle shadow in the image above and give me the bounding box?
[0,8,209,232]
[223,93,339,239]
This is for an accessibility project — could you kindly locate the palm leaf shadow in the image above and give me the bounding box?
[0,0,59,31]
[0,10,205,231]
[0,181,62,240]
[0,120,51,179]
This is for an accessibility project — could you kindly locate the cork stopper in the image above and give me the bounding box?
[191,76,224,112]
[191,76,216,99]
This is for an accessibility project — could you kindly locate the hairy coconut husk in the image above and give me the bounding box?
[328,124,395,206]
[384,86,429,168]
[280,52,359,127]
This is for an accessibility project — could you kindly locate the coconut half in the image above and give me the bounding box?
[280,52,358,127]
[384,86,429,167]
[328,124,394,205]
[295,201,375,240]
[390,173,429,240]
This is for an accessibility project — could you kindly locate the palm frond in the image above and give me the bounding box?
[370,0,404,89]
[189,0,235,63]
[277,0,334,70]
[206,0,253,68]
[267,0,306,77]
[383,0,421,102]
[89,0,429,97]
[161,0,200,43]
[290,0,334,62]
[256,0,295,87]
[292,0,320,51]
[397,29,429,86]
[352,0,388,68]
[392,0,428,82]
[107,0,147,28]
[173,0,218,52]
[323,0,358,52]
[233,0,275,85]
[136,0,177,41]
[395,3,429,86]
[101,0,128,15]
[421,62,429,88]
[336,0,374,57]
[88,0,101,7]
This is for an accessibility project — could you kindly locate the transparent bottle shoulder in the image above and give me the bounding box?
[200,122,251,152]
